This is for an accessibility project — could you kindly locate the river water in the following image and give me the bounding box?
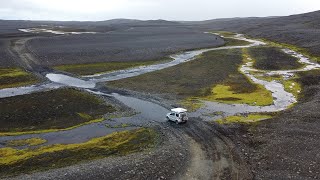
[0,33,319,147]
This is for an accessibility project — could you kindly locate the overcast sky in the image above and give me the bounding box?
[0,0,319,21]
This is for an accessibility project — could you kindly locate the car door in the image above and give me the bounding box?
[169,113,175,121]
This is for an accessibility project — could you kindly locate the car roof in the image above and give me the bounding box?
[171,108,187,113]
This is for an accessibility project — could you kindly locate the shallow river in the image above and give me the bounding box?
[0,33,319,147]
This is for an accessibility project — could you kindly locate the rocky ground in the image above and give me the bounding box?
[7,120,252,180]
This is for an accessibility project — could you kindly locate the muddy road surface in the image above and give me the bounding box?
[8,120,251,180]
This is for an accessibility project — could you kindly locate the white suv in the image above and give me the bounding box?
[166,108,188,124]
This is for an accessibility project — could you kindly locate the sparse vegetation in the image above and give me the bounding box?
[0,88,115,134]
[0,128,157,178]
[6,138,47,147]
[216,114,273,124]
[248,46,304,70]
[54,58,172,76]
[224,38,251,46]
[212,31,237,38]
[109,49,244,98]
[0,68,39,89]
[109,48,274,109]
[261,39,320,63]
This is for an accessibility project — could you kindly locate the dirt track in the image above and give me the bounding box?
[7,120,251,180]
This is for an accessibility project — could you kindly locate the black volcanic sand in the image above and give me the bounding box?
[0,88,115,132]
[248,46,304,70]
[0,39,18,68]
[27,26,224,66]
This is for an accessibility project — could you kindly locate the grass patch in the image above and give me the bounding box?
[216,114,273,124]
[54,58,172,76]
[0,68,39,89]
[248,46,304,70]
[224,38,251,46]
[0,88,115,134]
[203,83,273,106]
[0,128,157,178]
[6,138,47,147]
[251,72,283,82]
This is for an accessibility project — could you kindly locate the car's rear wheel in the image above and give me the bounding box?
[166,116,170,121]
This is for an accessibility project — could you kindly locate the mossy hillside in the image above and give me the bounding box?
[54,58,172,76]
[248,46,304,70]
[216,114,273,124]
[0,68,39,89]
[0,88,115,133]
[0,128,157,178]
[6,138,47,147]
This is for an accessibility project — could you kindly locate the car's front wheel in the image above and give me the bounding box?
[175,120,179,124]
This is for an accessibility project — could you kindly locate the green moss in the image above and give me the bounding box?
[283,79,301,99]
[54,58,172,76]
[0,68,39,89]
[202,84,273,106]
[180,97,204,112]
[216,114,273,124]
[77,112,93,120]
[6,138,47,147]
[0,128,157,178]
